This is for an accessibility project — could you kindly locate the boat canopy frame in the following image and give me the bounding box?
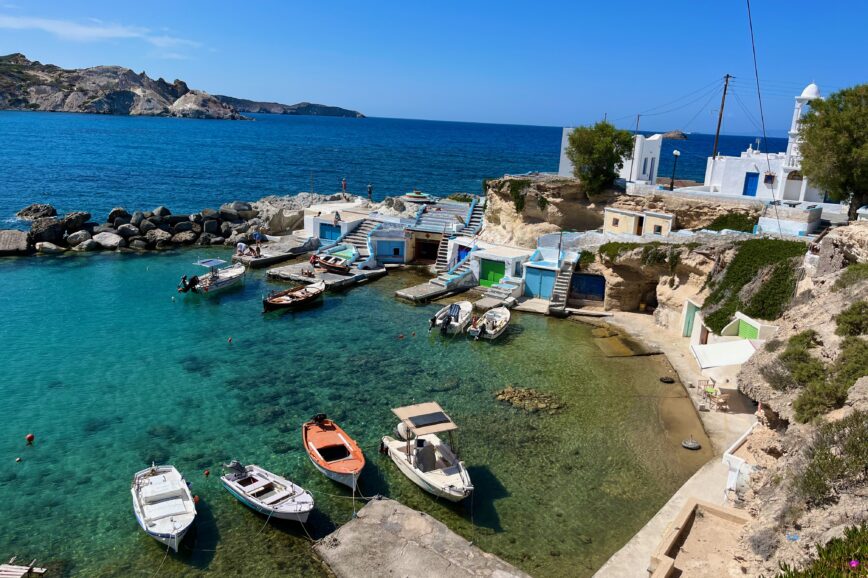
[391,402,458,436]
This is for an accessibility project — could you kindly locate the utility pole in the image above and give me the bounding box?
[628,114,641,182]
[711,74,732,159]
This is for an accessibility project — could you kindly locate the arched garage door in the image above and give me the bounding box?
[570,273,605,301]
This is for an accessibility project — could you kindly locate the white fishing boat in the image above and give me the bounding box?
[178,259,245,294]
[380,402,473,502]
[467,306,511,340]
[131,465,196,552]
[220,461,314,522]
[428,301,472,335]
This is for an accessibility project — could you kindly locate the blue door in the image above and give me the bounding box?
[319,223,341,241]
[742,172,759,197]
[524,267,556,299]
[457,245,471,262]
[570,274,605,301]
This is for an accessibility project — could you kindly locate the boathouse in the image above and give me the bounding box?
[523,247,559,299]
[469,245,532,288]
[371,223,408,264]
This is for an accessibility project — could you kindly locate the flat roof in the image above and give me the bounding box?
[474,245,533,259]
[392,402,457,435]
[645,211,674,220]
[605,207,644,218]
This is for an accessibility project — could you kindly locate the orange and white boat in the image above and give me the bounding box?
[302,414,365,490]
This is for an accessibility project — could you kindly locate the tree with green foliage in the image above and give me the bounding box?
[799,84,868,221]
[565,121,634,197]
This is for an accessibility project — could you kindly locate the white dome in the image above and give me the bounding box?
[799,83,821,100]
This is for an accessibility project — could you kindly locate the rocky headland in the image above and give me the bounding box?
[0,53,363,120]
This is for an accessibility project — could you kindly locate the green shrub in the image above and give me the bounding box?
[760,360,798,391]
[831,337,868,391]
[796,411,868,504]
[833,263,868,291]
[447,193,474,203]
[794,381,850,423]
[792,335,867,423]
[641,245,667,265]
[777,522,868,577]
[705,212,759,232]
[508,179,529,213]
[765,338,784,352]
[780,330,826,389]
[835,301,868,336]
[536,195,549,211]
[702,239,806,333]
[577,251,595,269]
[598,242,642,261]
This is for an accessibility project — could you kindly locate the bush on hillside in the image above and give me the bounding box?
[796,410,868,504]
[793,336,868,423]
[705,212,759,233]
[833,262,868,291]
[508,179,529,213]
[447,193,474,203]
[835,301,868,336]
[777,522,868,577]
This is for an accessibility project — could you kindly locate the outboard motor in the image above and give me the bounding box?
[177,275,200,294]
[429,315,437,332]
[394,421,415,441]
[223,460,246,476]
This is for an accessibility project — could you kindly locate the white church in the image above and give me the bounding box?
[558,129,663,185]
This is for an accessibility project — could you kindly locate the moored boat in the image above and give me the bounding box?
[302,414,365,490]
[262,280,325,313]
[178,259,245,294]
[220,461,314,522]
[314,254,351,275]
[429,301,472,335]
[131,464,197,552]
[467,306,510,340]
[380,402,473,502]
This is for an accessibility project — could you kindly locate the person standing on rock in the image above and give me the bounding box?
[367,183,373,202]
[341,177,347,194]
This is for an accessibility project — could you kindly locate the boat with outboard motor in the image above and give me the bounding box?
[178,259,245,294]
[220,461,314,522]
[380,402,473,502]
[429,301,472,335]
[262,280,325,313]
[302,414,365,490]
[467,306,510,340]
[131,464,197,552]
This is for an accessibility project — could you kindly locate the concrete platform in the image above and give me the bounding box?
[473,296,503,311]
[231,236,316,268]
[266,261,387,289]
[395,281,455,302]
[513,297,550,314]
[314,498,529,578]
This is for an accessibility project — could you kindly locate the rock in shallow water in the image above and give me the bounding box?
[117,224,140,239]
[171,231,197,244]
[36,241,66,253]
[0,230,30,255]
[495,385,564,413]
[28,217,65,244]
[66,230,91,247]
[145,229,171,245]
[62,211,91,233]
[16,203,57,220]
[92,232,125,249]
[73,239,99,252]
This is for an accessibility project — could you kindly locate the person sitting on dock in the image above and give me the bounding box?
[254,244,262,258]
[236,242,248,256]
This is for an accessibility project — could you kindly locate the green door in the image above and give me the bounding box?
[479,259,505,287]
[738,320,759,339]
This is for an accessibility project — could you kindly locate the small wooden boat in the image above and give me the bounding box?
[401,190,437,204]
[380,402,473,502]
[178,259,245,294]
[429,301,472,335]
[131,464,197,552]
[262,280,325,313]
[467,306,510,340]
[220,461,314,522]
[302,414,365,490]
[314,254,351,275]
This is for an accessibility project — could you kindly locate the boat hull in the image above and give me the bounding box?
[307,453,359,490]
[133,509,191,552]
[262,293,322,312]
[221,481,311,522]
[381,436,471,502]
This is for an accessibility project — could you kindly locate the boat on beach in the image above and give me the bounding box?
[131,464,197,552]
[401,190,437,204]
[429,301,472,335]
[380,402,473,502]
[314,254,352,275]
[177,259,245,294]
[302,414,366,490]
[467,306,510,340]
[262,280,326,312]
[220,461,314,522]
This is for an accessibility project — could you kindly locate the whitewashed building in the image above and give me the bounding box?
[558,128,662,185]
[681,83,827,203]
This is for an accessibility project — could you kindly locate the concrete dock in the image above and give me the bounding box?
[394,281,454,302]
[266,260,387,289]
[314,498,529,578]
[232,235,316,268]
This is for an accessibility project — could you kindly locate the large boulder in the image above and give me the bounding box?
[139,219,157,234]
[66,230,92,247]
[117,224,140,239]
[92,232,125,250]
[29,217,65,244]
[220,222,233,237]
[92,225,118,235]
[107,207,131,222]
[0,230,30,255]
[62,211,91,233]
[36,242,66,254]
[153,206,172,217]
[211,236,226,245]
[189,213,203,224]
[201,208,218,220]
[16,203,57,220]
[203,219,220,235]
[171,231,198,245]
[145,229,172,245]
[129,239,148,251]
[130,211,145,227]
[195,232,219,245]
[164,215,189,226]
[219,207,241,222]
[72,239,99,252]
[173,221,194,234]
[113,217,131,229]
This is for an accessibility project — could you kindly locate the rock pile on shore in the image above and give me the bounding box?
[495,385,564,414]
[4,201,266,255]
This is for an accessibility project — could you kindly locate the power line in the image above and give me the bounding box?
[681,85,723,132]
[609,77,723,123]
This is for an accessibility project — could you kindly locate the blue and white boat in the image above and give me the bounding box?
[220,461,314,522]
[131,464,197,552]
[178,259,245,294]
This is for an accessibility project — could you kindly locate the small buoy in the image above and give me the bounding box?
[411,332,416,337]
[171,296,175,302]
[660,376,675,384]
[398,334,405,340]
[25,433,34,445]
[204,469,210,477]
[193,495,200,504]
[15,457,21,463]
[228,337,233,344]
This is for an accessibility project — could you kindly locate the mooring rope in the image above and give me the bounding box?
[150,543,171,578]
[255,507,276,537]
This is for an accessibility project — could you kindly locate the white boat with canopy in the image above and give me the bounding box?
[468,306,511,340]
[178,259,245,294]
[380,402,473,502]
[131,464,196,552]
[429,301,472,335]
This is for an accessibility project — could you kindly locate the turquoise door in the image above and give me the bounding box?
[319,223,341,240]
[683,302,698,337]
[742,172,759,197]
[524,267,556,299]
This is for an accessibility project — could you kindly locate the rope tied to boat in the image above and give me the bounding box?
[150,543,171,578]
[254,506,276,537]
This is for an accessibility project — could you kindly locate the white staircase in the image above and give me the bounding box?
[548,257,577,314]
[340,219,378,259]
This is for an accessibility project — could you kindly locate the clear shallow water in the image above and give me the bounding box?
[0,251,711,576]
[0,111,786,224]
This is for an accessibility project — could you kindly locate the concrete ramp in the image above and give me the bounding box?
[314,498,529,578]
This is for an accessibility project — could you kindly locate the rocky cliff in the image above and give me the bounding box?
[214,95,363,118]
[0,53,363,120]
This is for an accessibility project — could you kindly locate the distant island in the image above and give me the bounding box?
[661,130,688,139]
[0,53,363,120]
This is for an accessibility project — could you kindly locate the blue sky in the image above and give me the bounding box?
[0,1,864,134]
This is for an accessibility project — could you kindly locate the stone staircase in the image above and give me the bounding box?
[340,219,378,259]
[433,199,486,273]
[485,276,523,301]
[548,258,577,315]
[431,253,474,288]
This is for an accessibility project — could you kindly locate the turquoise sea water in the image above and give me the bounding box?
[0,111,787,223]
[0,250,712,576]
